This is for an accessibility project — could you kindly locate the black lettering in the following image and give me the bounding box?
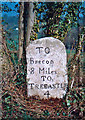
[30,67,34,74]
[47,76,53,81]
[35,84,39,89]
[28,83,34,89]
[36,47,43,53]
[39,60,41,64]
[64,83,68,90]
[46,60,49,64]
[56,83,60,88]
[44,91,50,99]
[42,60,45,64]
[45,47,50,54]
[39,68,44,74]
[60,83,63,88]
[48,84,53,89]
[48,68,51,74]
[35,60,41,64]
[35,60,38,64]
[44,84,48,89]
[52,84,56,89]
[41,76,46,81]
[30,58,34,64]
[40,84,44,89]
[51,71,56,75]
[50,60,54,64]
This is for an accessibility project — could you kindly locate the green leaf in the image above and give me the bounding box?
[63,102,65,105]
[44,110,50,116]
[81,108,84,112]
[68,114,71,117]
[67,102,71,106]
[57,113,60,116]
[63,112,66,116]
[73,99,77,103]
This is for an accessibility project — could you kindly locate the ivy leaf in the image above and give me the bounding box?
[73,99,77,103]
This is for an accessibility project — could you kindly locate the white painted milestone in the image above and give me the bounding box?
[26,37,68,99]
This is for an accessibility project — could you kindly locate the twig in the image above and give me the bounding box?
[2,35,14,71]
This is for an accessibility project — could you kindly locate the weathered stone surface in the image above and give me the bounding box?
[26,37,68,99]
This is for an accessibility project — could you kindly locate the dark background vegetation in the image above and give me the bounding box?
[1,1,85,119]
